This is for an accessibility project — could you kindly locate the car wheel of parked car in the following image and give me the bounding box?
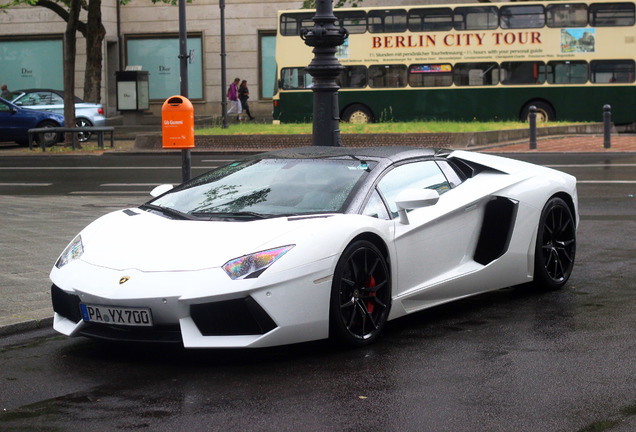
[76,118,93,142]
[330,240,391,346]
[34,120,61,147]
[533,197,576,290]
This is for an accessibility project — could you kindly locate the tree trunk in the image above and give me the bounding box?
[83,0,105,104]
[63,0,81,147]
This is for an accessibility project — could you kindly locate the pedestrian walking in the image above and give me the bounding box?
[227,78,242,120]
[238,80,255,121]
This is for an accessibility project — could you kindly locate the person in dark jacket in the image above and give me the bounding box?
[238,80,254,121]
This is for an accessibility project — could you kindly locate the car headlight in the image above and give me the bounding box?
[222,245,294,280]
[55,235,84,269]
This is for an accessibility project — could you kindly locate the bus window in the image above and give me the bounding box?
[408,8,453,32]
[546,4,588,27]
[409,64,453,87]
[590,60,635,83]
[546,61,588,84]
[335,11,367,34]
[280,67,314,89]
[368,9,407,33]
[337,66,367,88]
[280,13,314,36]
[589,3,635,26]
[500,5,546,29]
[454,63,499,86]
[500,61,546,85]
[369,65,407,88]
[454,6,498,30]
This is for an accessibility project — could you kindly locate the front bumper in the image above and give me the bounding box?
[50,257,335,348]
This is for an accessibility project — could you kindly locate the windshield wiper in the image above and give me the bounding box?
[190,211,273,220]
[140,204,197,220]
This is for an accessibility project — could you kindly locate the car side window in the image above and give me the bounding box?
[363,189,391,220]
[50,93,64,104]
[377,160,450,217]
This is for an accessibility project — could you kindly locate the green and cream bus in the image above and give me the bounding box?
[272,0,635,123]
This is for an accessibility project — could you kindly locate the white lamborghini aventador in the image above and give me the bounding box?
[51,147,578,348]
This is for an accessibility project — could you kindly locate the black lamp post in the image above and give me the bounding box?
[178,0,191,182]
[301,0,348,147]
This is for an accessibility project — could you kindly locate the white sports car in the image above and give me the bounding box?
[51,147,578,348]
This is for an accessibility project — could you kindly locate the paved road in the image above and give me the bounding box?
[0,151,635,431]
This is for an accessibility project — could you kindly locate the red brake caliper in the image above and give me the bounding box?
[365,275,376,313]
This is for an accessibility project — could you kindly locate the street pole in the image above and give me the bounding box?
[301,0,348,147]
[220,0,228,129]
[178,0,191,182]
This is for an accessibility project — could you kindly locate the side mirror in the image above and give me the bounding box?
[395,188,439,225]
[150,184,173,197]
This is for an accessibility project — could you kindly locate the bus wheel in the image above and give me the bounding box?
[343,105,373,124]
[522,101,555,123]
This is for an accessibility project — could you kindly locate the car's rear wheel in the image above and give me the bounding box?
[34,120,61,147]
[330,240,391,346]
[532,197,576,290]
[76,118,93,142]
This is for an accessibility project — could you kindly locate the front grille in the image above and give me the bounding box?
[191,297,277,336]
[51,284,82,323]
[79,323,183,344]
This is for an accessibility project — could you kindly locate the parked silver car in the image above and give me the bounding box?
[8,89,106,142]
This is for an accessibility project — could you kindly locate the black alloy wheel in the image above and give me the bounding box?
[533,197,576,290]
[330,240,391,346]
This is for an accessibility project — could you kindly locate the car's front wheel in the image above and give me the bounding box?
[330,240,391,346]
[34,120,61,147]
[533,197,576,290]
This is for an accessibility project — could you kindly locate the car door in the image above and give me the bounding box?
[0,100,31,142]
[374,160,485,301]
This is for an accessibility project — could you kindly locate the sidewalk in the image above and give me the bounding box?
[0,133,635,337]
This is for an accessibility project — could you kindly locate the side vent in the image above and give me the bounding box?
[474,197,518,265]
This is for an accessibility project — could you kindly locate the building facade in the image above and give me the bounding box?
[0,0,461,120]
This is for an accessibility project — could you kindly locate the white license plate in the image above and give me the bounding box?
[80,303,153,327]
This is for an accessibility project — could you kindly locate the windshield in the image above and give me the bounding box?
[147,157,374,219]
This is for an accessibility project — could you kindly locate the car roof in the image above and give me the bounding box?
[15,89,83,103]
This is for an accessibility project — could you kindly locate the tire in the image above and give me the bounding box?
[76,118,93,142]
[342,104,373,124]
[521,101,555,122]
[34,120,61,147]
[330,240,391,347]
[532,197,576,290]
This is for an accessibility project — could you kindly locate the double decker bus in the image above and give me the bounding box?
[273,0,635,124]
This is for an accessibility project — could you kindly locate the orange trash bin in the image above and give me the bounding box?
[162,96,194,149]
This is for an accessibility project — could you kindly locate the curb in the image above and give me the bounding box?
[0,317,54,337]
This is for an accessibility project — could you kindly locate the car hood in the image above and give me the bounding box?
[77,208,319,272]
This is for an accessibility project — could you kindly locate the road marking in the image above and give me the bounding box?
[577,180,636,184]
[0,183,52,186]
[100,183,164,187]
[0,166,218,170]
[547,164,636,168]
[70,191,151,195]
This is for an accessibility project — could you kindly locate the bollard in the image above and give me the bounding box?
[529,105,537,150]
[603,104,611,149]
